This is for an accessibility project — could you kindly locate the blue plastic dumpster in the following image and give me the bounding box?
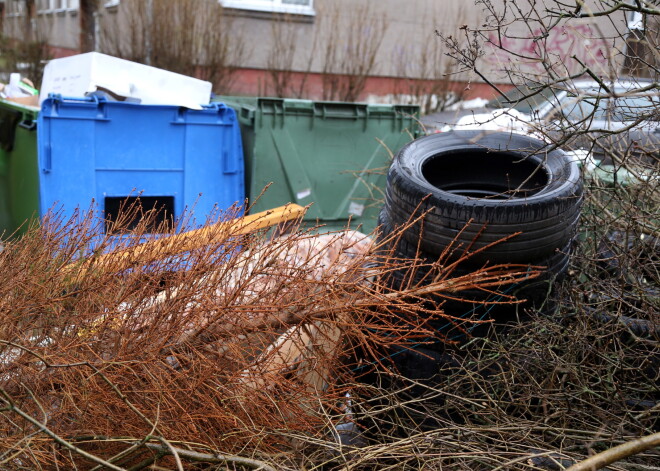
[35,95,244,232]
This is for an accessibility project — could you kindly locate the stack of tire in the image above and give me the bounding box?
[379,130,583,338]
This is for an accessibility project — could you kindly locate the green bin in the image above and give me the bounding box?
[0,99,40,236]
[218,97,420,234]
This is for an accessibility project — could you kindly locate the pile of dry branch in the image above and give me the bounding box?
[0,204,540,470]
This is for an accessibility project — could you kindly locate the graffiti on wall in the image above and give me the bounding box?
[484,23,610,75]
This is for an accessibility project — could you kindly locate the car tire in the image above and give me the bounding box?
[379,202,571,312]
[384,131,583,267]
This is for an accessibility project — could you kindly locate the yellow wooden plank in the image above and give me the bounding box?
[63,204,306,280]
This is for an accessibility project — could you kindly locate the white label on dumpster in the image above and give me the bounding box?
[296,188,311,200]
[348,202,365,217]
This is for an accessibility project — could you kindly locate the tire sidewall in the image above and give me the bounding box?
[390,130,582,214]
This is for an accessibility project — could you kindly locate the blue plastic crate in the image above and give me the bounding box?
[36,95,244,232]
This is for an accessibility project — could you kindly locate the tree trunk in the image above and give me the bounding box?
[24,0,35,42]
[80,0,99,52]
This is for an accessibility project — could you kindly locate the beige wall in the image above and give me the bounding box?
[95,0,627,80]
[212,0,470,78]
[2,0,484,78]
[3,0,630,83]
[3,5,79,50]
[220,0,468,76]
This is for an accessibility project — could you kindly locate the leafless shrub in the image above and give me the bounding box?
[394,39,464,114]
[393,6,467,114]
[267,14,298,98]
[438,1,660,165]
[99,0,248,94]
[0,11,51,86]
[320,2,388,102]
[266,13,321,99]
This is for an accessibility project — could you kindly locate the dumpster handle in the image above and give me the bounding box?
[239,107,255,125]
[48,93,101,105]
[317,103,368,120]
[18,120,36,131]
[42,143,52,173]
[201,103,225,111]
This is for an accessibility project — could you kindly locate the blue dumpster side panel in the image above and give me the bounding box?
[36,96,244,228]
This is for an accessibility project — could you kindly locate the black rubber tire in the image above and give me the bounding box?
[383,239,571,300]
[381,208,567,267]
[385,131,583,266]
[379,204,571,321]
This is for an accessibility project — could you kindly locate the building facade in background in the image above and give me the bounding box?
[1,0,634,108]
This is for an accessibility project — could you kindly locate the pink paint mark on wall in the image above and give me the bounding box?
[485,23,609,75]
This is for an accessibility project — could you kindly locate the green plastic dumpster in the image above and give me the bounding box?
[0,99,40,236]
[218,97,420,234]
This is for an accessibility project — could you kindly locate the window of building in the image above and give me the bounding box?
[37,0,78,14]
[37,0,56,13]
[220,0,314,16]
[628,10,644,31]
